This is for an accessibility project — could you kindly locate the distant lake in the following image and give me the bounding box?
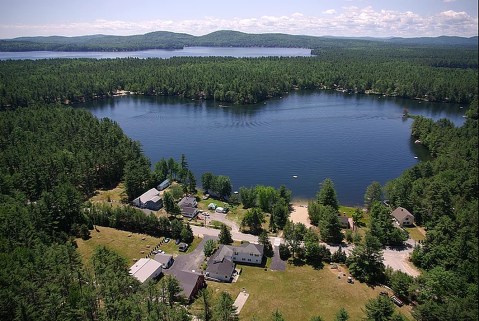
[0,47,311,60]
[81,91,465,205]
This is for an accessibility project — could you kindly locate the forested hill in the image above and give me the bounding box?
[0,30,477,51]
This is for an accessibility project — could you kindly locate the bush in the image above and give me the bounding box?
[279,244,291,260]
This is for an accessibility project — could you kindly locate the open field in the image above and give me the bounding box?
[89,183,127,205]
[192,263,412,320]
[76,226,201,266]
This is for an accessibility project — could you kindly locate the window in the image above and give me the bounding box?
[248,259,251,262]
[242,258,245,261]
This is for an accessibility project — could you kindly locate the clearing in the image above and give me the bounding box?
[191,264,413,320]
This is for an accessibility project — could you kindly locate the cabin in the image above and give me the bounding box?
[153,253,174,269]
[132,188,163,211]
[129,258,162,283]
[391,207,415,227]
[157,179,170,191]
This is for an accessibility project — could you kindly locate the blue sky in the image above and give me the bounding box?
[0,0,477,38]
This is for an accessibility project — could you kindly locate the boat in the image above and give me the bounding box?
[292,175,298,179]
[414,156,418,159]
[414,139,421,144]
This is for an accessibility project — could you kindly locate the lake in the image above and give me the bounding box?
[82,91,465,205]
[0,47,311,60]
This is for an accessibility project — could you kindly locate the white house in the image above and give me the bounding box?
[129,258,162,283]
[132,188,163,211]
[231,243,264,264]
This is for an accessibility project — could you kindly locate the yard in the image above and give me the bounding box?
[191,264,413,320]
[76,226,202,266]
[89,183,127,205]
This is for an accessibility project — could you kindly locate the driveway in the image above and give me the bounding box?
[166,235,215,273]
[270,246,287,271]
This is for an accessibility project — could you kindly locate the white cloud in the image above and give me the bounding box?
[0,7,477,38]
[323,9,337,15]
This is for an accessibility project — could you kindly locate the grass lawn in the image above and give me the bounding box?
[76,226,202,266]
[89,183,127,205]
[192,264,413,321]
[406,226,426,241]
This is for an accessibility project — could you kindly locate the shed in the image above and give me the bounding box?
[157,179,170,191]
[208,203,217,210]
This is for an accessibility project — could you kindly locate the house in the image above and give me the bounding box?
[178,196,198,218]
[391,207,415,227]
[132,188,163,211]
[182,207,198,219]
[164,270,205,302]
[231,243,264,264]
[338,215,350,229]
[153,253,174,269]
[206,248,235,282]
[178,196,197,208]
[129,258,162,283]
[157,179,170,191]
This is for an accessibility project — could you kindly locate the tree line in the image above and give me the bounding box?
[1,46,476,109]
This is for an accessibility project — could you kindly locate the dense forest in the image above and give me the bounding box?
[0,38,478,320]
[385,100,478,320]
[1,44,477,108]
[0,30,477,51]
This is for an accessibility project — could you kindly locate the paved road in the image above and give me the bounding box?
[191,224,420,276]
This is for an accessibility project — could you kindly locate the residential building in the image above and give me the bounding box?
[205,250,235,282]
[178,196,198,218]
[132,188,163,211]
[391,207,415,227]
[164,270,205,302]
[231,243,264,264]
[153,253,174,269]
[129,258,162,283]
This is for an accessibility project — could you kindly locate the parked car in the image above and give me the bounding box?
[164,237,170,243]
[178,243,188,252]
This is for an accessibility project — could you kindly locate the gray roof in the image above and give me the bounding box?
[153,253,173,266]
[206,255,235,278]
[178,196,197,208]
[181,206,198,218]
[391,207,414,221]
[164,270,203,300]
[133,188,160,205]
[234,243,264,256]
[213,245,234,262]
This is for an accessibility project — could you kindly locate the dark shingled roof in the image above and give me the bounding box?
[164,270,203,300]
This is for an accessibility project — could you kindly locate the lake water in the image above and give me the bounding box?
[0,47,311,60]
[82,91,465,205]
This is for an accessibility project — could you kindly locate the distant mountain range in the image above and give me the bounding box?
[0,30,477,52]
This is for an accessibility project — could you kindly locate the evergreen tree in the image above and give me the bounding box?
[317,178,339,210]
[213,291,238,321]
[218,224,233,245]
[334,307,349,321]
[364,181,383,211]
[258,230,273,257]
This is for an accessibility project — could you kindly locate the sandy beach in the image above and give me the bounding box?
[290,203,312,228]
